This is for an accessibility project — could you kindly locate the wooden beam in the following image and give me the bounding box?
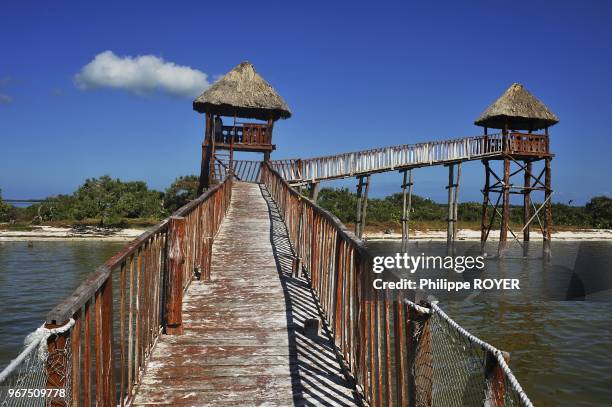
[484,351,510,407]
[447,164,455,244]
[165,216,186,335]
[95,279,115,407]
[309,182,320,203]
[454,163,462,240]
[361,175,370,239]
[401,169,413,249]
[480,160,490,245]
[45,320,71,407]
[500,158,510,242]
[355,177,363,238]
[544,158,552,243]
[198,113,212,194]
[523,161,532,242]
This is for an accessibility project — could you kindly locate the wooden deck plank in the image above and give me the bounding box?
[133,182,360,406]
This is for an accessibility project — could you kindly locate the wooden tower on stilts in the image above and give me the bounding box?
[475,83,559,253]
[193,61,292,193]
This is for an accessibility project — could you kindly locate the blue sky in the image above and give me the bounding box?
[1,1,611,205]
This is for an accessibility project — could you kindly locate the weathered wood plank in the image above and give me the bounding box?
[134,182,359,406]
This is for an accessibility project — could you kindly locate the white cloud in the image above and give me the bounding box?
[74,51,209,97]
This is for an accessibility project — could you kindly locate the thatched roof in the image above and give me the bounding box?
[475,83,559,130]
[193,61,291,121]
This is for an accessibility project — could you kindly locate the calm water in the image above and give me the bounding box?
[367,240,612,407]
[0,240,611,406]
[0,241,124,368]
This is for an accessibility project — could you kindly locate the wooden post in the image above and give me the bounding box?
[166,216,186,335]
[45,320,71,407]
[95,278,115,407]
[394,294,407,406]
[209,115,217,184]
[544,157,552,242]
[523,161,532,242]
[480,160,490,245]
[266,118,274,147]
[447,164,455,244]
[413,312,433,407]
[500,158,510,242]
[454,163,461,240]
[484,351,510,407]
[360,175,371,239]
[309,182,320,203]
[401,169,413,249]
[198,113,213,194]
[355,176,364,237]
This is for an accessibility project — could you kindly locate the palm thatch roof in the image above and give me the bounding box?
[475,83,559,130]
[193,61,291,121]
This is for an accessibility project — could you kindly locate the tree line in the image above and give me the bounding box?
[1,179,611,229]
[0,175,198,227]
[316,187,612,229]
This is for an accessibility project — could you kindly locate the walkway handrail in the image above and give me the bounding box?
[1,176,233,407]
[271,133,504,182]
[263,161,384,404]
[262,162,532,407]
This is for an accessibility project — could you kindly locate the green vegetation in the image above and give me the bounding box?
[316,187,612,230]
[163,175,199,213]
[0,189,11,221]
[0,175,199,227]
[1,180,610,230]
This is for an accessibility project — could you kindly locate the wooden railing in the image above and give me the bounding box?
[216,124,271,146]
[272,133,552,183]
[507,132,549,155]
[213,159,262,183]
[44,176,233,407]
[271,134,504,182]
[262,162,419,406]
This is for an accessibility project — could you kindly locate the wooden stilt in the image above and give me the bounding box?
[447,164,455,244]
[453,163,461,240]
[523,161,532,242]
[480,160,490,245]
[544,158,552,242]
[310,182,320,203]
[401,169,413,250]
[360,175,370,239]
[355,177,364,237]
[500,158,511,242]
[355,175,370,239]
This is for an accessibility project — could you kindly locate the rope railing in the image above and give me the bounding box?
[405,299,534,407]
[0,176,233,407]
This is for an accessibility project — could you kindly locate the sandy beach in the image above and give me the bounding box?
[1,225,611,242]
[0,226,146,241]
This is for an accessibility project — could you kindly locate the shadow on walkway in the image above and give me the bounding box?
[260,184,362,407]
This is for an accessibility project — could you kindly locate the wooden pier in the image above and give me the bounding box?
[0,63,548,407]
[133,182,360,406]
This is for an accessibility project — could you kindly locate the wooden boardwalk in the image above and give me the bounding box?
[133,182,361,406]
